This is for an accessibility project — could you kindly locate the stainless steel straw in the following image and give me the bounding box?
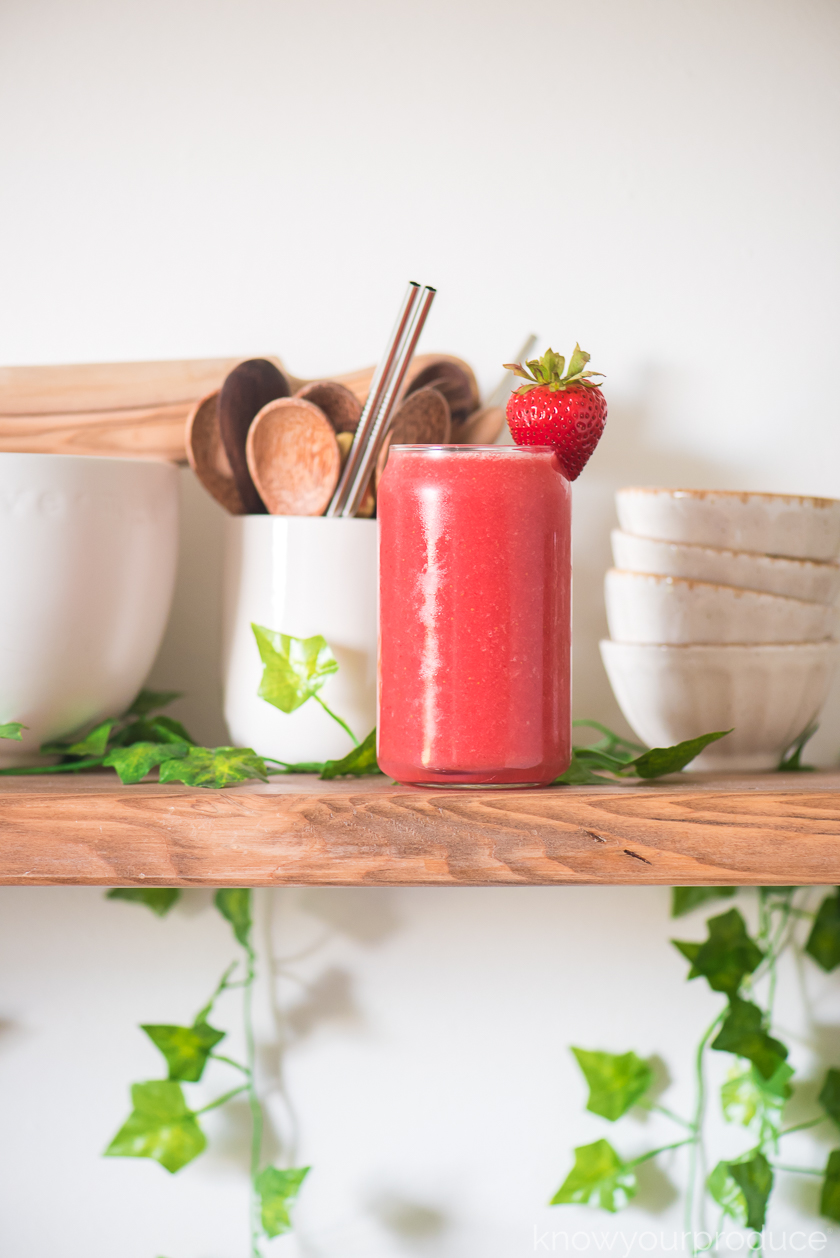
[326,282,422,517]
[339,284,436,518]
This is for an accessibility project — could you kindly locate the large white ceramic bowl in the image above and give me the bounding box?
[611,530,840,605]
[0,453,179,765]
[605,569,835,644]
[600,639,840,772]
[223,516,377,763]
[616,488,840,562]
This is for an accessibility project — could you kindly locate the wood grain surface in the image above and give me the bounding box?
[0,354,464,462]
[0,358,256,415]
[1,771,839,887]
[0,402,192,462]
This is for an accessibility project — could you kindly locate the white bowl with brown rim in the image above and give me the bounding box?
[600,639,840,772]
[605,569,836,644]
[615,488,840,562]
[610,531,840,605]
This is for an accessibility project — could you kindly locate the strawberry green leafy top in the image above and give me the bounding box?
[504,345,605,396]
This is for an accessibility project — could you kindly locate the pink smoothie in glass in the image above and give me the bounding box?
[377,445,572,786]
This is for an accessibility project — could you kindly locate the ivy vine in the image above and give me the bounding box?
[552,886,840,1252]
[106,888,309,1255]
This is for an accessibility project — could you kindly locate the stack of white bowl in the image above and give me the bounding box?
[600,488,840,772]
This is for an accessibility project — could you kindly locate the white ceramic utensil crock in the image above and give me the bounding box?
[610,530,840,605]
[0,453,179,766]
[615,488,840,561]
[605,569,835,645]
[600,639,840,772]
[223,516,377,764]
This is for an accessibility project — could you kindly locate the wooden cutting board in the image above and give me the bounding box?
[0,357,266,462]
[0,354,473,462]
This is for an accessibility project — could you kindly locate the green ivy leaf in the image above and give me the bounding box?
[126,689,183,717]
[141,1022,226,1082]
[721,1061,794,1127]
[553,752,614,785]
[778,722,818,771]
[672,909,763,996]
[806,891,840,972]
[267,759,327,774]
[624,730,732,779]
[728,1151,773,1231]
[0,756,109,777]
[252,624,338,714]
[574,747,633,773]
[103,742,190,784]
[819,1069,840,1127]
[707,1160,747,1222]
[110,721,156,746]
[255,1166,310,1238]
[709,1153,775,1233]
[712,998,789,1080]
[159,746,268,789]
[571,1048,654,1121]
[320,728,381,779]
[115,716,196,747]
[106,888,181,916]
[572,720,644,758]
[151,715,196,744]
[550,1139,636,1212]
[671,887,737,918]
[0,721,24,741]
[821,1150,840,1222]
[42,717,116,757]
[215,889,252,947]
[553,728,731,783]
[104,1081,206,1174]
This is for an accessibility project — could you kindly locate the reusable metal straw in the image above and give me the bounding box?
[339,284,436,518]
[326,282,422,517]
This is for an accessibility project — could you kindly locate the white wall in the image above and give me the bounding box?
[1,1,839,1254]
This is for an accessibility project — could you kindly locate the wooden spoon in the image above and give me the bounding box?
[404,359,476,426]
[186,390,245,513]
[375,387,451,489]
[218,359,291,513]
[246,398,340,516]
[455,405,507,446]
[295,380,362,433]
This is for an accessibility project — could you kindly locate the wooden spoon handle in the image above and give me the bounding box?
[455,405,507,445]
[0,357,283,416]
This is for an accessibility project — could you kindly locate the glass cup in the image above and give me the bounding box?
[377,445,572,786]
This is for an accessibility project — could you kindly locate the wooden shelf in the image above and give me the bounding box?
[1,770,839,887]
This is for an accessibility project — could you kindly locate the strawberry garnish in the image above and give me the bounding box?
[504,345,607,480]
